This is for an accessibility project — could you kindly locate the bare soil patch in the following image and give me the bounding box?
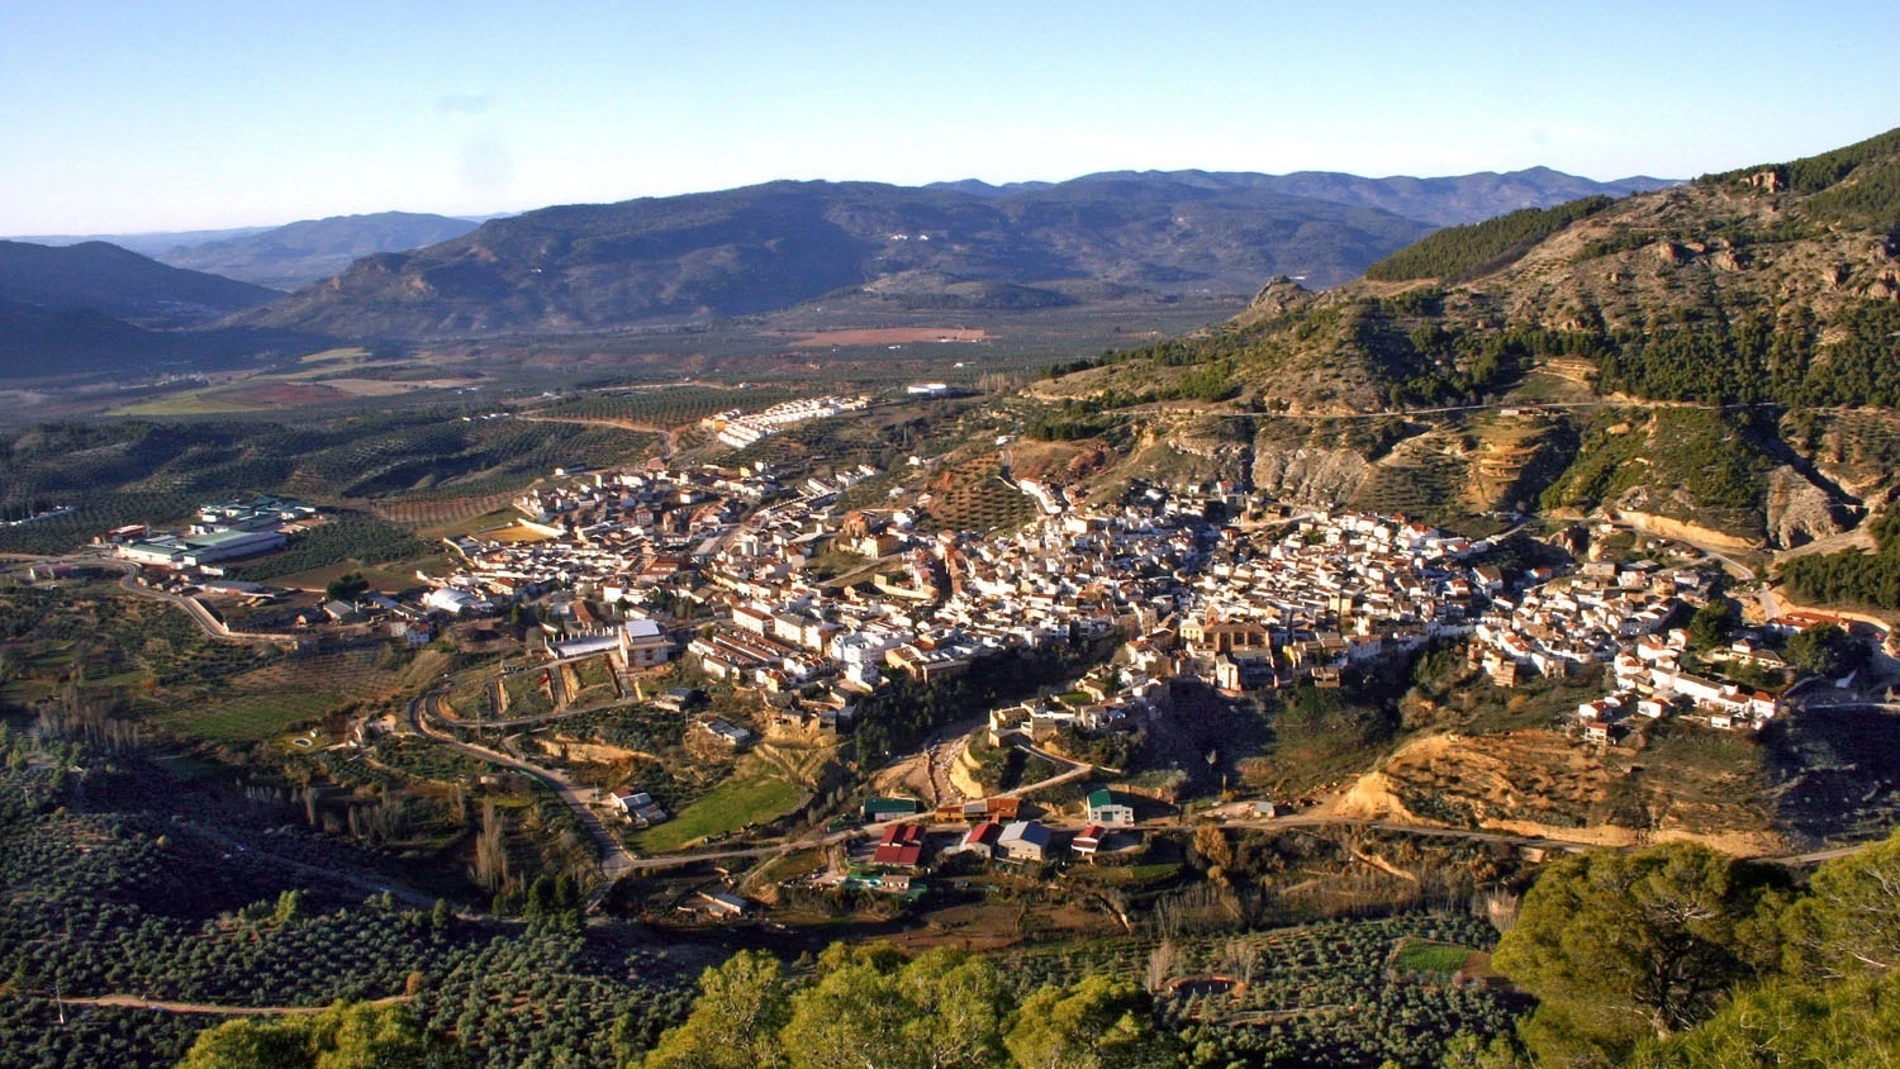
[225,382,347,406]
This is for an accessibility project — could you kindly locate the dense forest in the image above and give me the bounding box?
[1362,196,1615,282]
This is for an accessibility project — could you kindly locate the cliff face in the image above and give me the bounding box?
[1764,465,1856,548]
[1250,441,1378,504]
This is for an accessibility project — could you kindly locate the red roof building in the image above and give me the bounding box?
[1072,825,1105,856]
[872,823,927,868]
[955,822,1002,858]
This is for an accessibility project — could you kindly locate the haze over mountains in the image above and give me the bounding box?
[157,212,483,290]
[10,212,486,291]
[0,165,1674,375]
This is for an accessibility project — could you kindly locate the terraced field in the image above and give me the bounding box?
[1351,444,1469,523]
[158,647,436,743]
[499,668,556,718]
[921,454,1038,533]
[561,656,620,707]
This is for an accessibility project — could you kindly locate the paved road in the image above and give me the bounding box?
[116,570,302,646]
[409,693,637,902]
[12,551,299,647]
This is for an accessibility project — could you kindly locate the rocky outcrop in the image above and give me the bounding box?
[1250,441,1376,504]
[1764,465,1855,549]
[1607,509,1762,552]
[1748,169,1788,193]
[1247,275,1317,318]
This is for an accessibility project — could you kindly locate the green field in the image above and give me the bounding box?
[634,762,804,853]
[110,390,273,416]
[158,690,347,742]
[444,679,496,720]
[1390,940,1475,976]
[501,669,556,717]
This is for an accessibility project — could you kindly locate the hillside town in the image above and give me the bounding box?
[101,453,1847,768]
[381,445,1832,760]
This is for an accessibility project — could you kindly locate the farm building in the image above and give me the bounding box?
[1086,789,1136,827]
[862,797,922,822]
[872,823,927,868]
[996,820,1052,863]
[1072,825,1105,857]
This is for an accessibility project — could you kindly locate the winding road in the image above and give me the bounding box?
[408,692,637,902]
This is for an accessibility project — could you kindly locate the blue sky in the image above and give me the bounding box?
[2,0,1894,234]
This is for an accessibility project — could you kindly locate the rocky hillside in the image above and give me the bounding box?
[1030,128,1900,547]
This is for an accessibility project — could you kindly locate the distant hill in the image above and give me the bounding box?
[3,225,274,257]
[156,212,484,290]
[233,167,1678,340]
[236,178,1442,337]
[1111,167,1674,227]
[0,296,318,380]
[931,167,1674,226]
[0,297,166,375]
[0,240,278,327]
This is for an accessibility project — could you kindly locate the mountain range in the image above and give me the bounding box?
[0,240,278,327]
[931,166,1674,226]
[0,165,1675,375]
[235,167,1674,339]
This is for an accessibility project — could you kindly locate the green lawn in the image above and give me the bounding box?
[1391,940,1474,975]
[501,669,555,717]
[634,763,804,853]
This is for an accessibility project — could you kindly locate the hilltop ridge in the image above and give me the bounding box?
[1030,127,1900,547]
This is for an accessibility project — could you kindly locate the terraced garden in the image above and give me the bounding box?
[561,655,620,707]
